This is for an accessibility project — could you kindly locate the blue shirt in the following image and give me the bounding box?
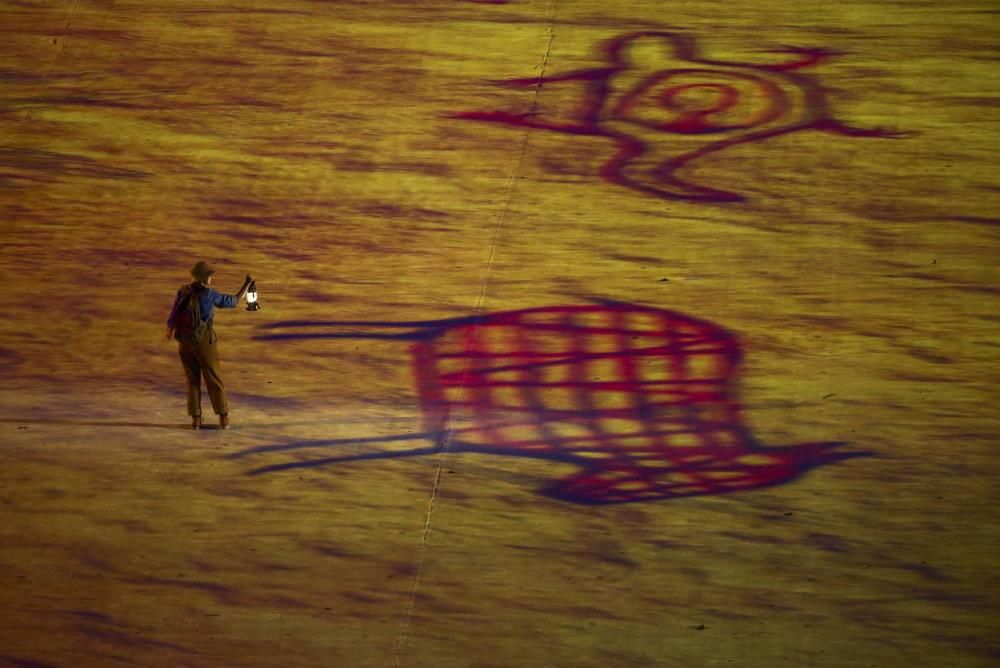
[167,285,237,328]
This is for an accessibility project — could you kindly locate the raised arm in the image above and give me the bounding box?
[235,274,253,304]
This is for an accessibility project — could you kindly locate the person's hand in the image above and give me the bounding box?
[244,274,254,285]
[166,328,174,341]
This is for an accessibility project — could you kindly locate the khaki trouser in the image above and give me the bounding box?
[178,329,228,417]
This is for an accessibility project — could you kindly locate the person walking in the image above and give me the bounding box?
[167,262,253,430]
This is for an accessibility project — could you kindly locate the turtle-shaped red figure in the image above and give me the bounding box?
[451,30,908,202]
[243,304,865,504]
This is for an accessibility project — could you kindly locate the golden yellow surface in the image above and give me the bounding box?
[0,1,997,666]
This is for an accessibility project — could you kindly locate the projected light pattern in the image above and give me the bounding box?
[248,304,862,504]
[453,31,908,202]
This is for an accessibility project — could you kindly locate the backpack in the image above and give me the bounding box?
[174,284,209,344]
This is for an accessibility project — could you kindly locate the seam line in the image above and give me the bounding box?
[391,4,558,666]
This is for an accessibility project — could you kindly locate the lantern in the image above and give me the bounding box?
[246,280,261,311]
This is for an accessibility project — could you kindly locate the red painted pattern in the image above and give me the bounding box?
[452,31,908,202]
[411,304,857,504]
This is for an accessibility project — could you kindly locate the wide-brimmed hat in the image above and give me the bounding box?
[190,261,216,281]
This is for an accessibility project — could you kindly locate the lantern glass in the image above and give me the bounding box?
[246,281,261,311]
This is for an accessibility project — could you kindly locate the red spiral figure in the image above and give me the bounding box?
[452,31,908,202]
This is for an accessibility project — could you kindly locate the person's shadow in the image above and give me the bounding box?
[0,418,196,431]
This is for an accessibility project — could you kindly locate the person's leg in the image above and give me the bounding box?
[198,333,229,423]
[178,343,203,427]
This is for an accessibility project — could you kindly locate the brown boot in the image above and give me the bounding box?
[191,416,202,430]
[219,414,230,430]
